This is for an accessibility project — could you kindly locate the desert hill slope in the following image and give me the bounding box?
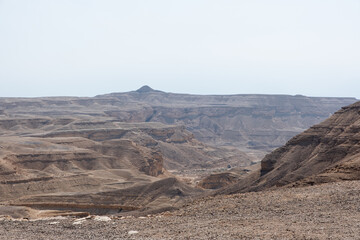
[220,101,360,194]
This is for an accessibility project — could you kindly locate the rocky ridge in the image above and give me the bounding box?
[219,101,360,194]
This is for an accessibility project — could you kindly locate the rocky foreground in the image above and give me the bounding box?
[1,180,359,240]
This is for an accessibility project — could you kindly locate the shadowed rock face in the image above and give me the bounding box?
[197,172,243,189]
[219,101,360,194]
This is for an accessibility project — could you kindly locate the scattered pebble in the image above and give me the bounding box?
[73,217,88,225]
[128,230,139,235]
[94,216,111,222]
[73,220,85,225]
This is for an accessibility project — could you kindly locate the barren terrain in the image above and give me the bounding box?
[0,120,249,215]
[1,86,356,158]
[219,101,360,195]
[1,88,359,239]
[1,87,353,216]
[1,180,360,239]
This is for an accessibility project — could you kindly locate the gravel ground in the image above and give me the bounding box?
[1,180,360,240]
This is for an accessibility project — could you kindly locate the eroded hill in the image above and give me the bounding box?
[0,119,252,215]
[220,101,360,194]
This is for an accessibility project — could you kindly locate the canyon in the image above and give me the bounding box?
[1,87,360,239]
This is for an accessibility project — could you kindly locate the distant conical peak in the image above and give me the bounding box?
[136,85,154,93]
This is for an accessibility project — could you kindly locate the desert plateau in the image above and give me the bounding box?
[0,87,359,239]
[2,1,359,238]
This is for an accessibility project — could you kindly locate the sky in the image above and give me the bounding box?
[0,0,359,98]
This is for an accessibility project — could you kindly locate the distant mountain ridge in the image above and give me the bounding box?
[0,86,356,158]
[98,86,357,157]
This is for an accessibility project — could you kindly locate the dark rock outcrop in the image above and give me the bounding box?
[197,172,242,189]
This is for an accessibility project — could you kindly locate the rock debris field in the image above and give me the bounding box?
[1,180,360,240]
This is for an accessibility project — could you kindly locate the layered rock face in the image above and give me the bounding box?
[0,118,251,214]
[1,86,355,158]
[100,87,357,155]
[220,101,360,194]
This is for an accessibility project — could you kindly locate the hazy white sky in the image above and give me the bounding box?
[0,0,359,98]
